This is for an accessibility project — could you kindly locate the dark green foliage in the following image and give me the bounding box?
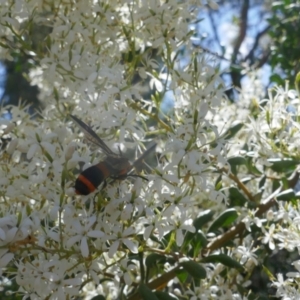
[268,0,300,86]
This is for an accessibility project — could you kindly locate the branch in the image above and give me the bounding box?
[203,198,278,254]
[244,25,272,64]
[232,0,249,63]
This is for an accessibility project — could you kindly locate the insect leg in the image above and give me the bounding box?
[126,174,148,181]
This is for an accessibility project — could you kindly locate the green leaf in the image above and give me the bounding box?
[193,109,198,125]
[228,187,248,207]
[277,189,300,201]
[180,261,206,279]
[259,175,267,189]
[228,156,247,175]
[224,123,244,140]
[176,268,189,283]
[155,291,178,300]
[187,231,208,257]
[194,231,208,249]
[295,72,300,96]
[201,254,243,269]
[61,168,68,190]
[182,211,213,249]
[245,156,262,175]
[53,87,59,101]
[193,210,214,230]
[145,253,166,269]
[215,174,223,190]
[270,74,284,86]
[183,231,208,257]
[90,296,106,300]
[268,158,299,172]
[138,284,159,300]
[35,133,41,143]
[228,156,247,166]
[208,208,238,232]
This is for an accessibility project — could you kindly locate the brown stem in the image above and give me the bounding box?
[203,198,277,254]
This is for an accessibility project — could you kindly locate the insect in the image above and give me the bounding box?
[70,115,156,195]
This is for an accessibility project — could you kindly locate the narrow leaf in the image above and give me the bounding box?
[268,158,299,172]
[193,210,214,230]
[202,254,243,270]
[208,208,238,232]
[180,261,206,279]
[224,123,243,140]
[229,188,248,207]
[155,291,178,300]
[277,189,300,201]
[139,284,159,300]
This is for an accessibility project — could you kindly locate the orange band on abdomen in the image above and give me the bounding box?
[76,174,96,194]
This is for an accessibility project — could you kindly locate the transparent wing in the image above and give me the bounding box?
[131,143,157,169]
[70,114,115,156]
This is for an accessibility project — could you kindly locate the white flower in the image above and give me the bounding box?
[234,245,258,266]
[65,215,104,257]
[165,206,195,246]
[262,224,276,250]
[107,226,139,258]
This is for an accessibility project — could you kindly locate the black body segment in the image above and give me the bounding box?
[75,163,108,195]
[70,114,156,195]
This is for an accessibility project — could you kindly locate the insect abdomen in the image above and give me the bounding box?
[75,162,110,195]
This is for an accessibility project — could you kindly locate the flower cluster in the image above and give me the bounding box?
[0,0,229,298]
[2,0,300,299]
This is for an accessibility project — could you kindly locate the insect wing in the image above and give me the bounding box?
[131,143,157,170]
[70,114,115,156]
